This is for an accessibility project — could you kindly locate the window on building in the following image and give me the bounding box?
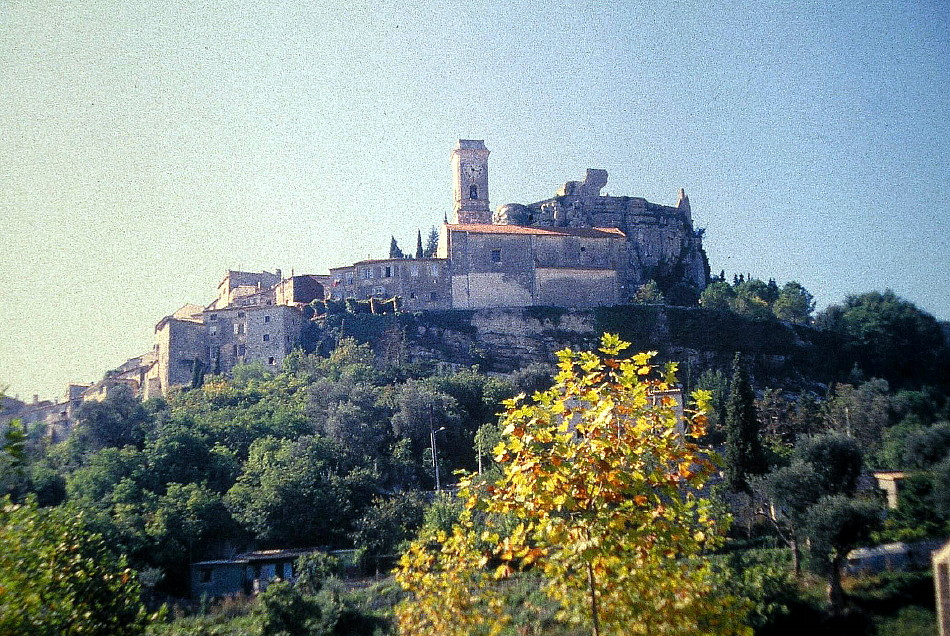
[263,334,270,342]
[491,249,502,263]
[428,263,440,276]
[209,326,217,336]
[238,312,245,318]
[209,314,218,321]
[237,344,246,356]
[409,292,416,299]
[384,266,392,277]
[234,323,245,335]
[268,357,276,365]
[232,344,238,356]
[409,264,419,277]
[430,291,438,301]
[285,335,290,343]
[264,315,271,323]
[470,184,478,199]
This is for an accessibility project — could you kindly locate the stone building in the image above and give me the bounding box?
[327,139,708,311]
[206,304,304,373]
[148,271,323,395]
[438,224,627,309]
[32,139,712,400]
[328,258,451,310]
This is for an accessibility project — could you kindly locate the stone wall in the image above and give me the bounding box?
[207,304,303,373]
[371,306,845,391]
[156,317,207,392]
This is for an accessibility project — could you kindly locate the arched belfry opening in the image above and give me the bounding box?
[470,184,478,200]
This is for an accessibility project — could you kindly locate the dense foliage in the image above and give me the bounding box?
[396,335,751,635]
[3,340,517,599]
[0,496,150,635]
[1,285,948,633]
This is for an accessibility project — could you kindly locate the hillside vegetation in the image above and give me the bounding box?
[1,288,949,634]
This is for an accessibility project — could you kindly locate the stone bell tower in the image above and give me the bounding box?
[451,140,490,224]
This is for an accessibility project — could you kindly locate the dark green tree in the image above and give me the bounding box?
[698,281,736,311]
[389,236,405,259]
[353,492,427,571]
[423,226,439,257]
[415,229,424,258]
[0,420,27,498]
[804,495,880,613]
[901,422,950,468]
[225,436,378,547]
[0,497,150,635]
[731,279,773,320]
[253,579,322,636]
[931,456,950,520]
[73,385,151,451]
[758,432,872,603]
[772,281,814,324]
[724,354,766,492]
[632,280,665,304]
[815,290,948,389]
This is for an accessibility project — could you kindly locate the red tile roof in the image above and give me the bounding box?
[448,224,625,238]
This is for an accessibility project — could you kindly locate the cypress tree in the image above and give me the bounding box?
[724,353,766,492]
[415,229,424,259]
[389,236,404,259]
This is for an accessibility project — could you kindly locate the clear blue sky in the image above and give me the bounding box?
[1,0,948,401]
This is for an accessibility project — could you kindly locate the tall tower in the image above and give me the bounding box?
[451,140,490,224]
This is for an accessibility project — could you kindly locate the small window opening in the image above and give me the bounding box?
[470,184,478,200]
[491,249,501,263]
[263,334,270,342]
[264,315,271,323]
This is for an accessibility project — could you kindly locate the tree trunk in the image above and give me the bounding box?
[587,562,600,636]
[790,539,801,578]
[827,553,845,614]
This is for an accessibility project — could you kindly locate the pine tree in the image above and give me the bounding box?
[724,353,766,492]
[415,229,424,259]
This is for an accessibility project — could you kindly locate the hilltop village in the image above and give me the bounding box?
[4,140,709,437]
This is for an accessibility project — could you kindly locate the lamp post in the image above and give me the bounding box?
[430,424,446,491]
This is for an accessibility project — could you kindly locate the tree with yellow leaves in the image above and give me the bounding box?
[396,334,751,635]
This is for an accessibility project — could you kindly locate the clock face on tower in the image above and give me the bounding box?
[465,161,483,182]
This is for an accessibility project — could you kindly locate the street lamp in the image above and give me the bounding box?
[430,425,446,491]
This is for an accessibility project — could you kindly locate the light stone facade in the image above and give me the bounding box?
[206,304,303,372]
[328,258,451,311]
[441,224,625,309]
[39,140,712,401]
